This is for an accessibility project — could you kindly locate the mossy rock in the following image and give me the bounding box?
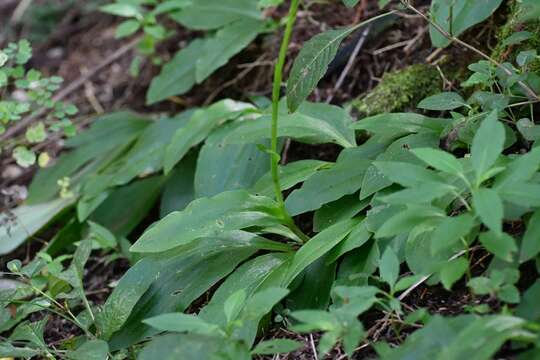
[352,64,442,116]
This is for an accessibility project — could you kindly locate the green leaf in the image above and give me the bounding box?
[374,161,445,187]
[479,230,516,262]
[67,340,109,360]
[138,334,231,360]
[430,0,504,48]
[116,19,141,38]
[252,160,331,197]
[89,176,165,236]
[25,122,46,143]
[342,0,359,7]
[471,112,505,182]
[379,247,400,289]
[418,92,467,110]
[431,214,475,255]
[497,182,540,207]
[284,218,359,285]
[251,339,302,355]
[440,257,468,290]
[502,31,532,46]
[495,147,540,188]
[287,27,353,112]
[518,0,540,22]
[170,0,262,30]
[351,113,451,138]
[516,118,540,141]
[160,154,196,218]
[472,188,503,234]
[224,290,247,323]
[196,19,264,83]
[380,183,455,205]
[146,39,205,104]
[88,221,117,249]
[314,194,369,231]
[326,220,372,263]
[27,112,149,203]
[101,3,142,17]
[143,313,222,336]
[0,197,73,255]
[222,102,357,148]
[375,206,445,238]
[195,126,270,198]
[285,158,371,216]
[131,190,284,253]
[411,147,464,176]
[520,209,540,263]
[104,232,270,347]
[164,100,253,173]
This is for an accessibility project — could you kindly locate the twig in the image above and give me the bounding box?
[10,0,32,24]
[400,0,540,101]
[0,36,142,144]
[326,25,371,103]
[309,334,319,360]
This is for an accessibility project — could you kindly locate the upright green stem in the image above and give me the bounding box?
[271,0,300,208]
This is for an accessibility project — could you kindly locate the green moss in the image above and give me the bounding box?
[492,1,540,71]
[352,64,442,116]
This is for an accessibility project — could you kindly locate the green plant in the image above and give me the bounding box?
[0,40,78,168]
[3,0,540,359]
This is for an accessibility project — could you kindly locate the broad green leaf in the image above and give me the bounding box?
[170,0,262,30]
[516,280,540,321]
[418,92,467,110]
[0,342,40,358]
[196,19,264,82]
[431,214,475,255]
[27,113,149,203]
[251,339,302,355]
[89,176,165,237]
[351,113,451,138]
[285,158,371,216]
[374,161,445,187]
[82,114,190,197]
[286,255,336,311]
[146,39,205,104]
[518,0,540,22]
[380,183,455,205]
[131,190,284,253]
[252,160,331,197]
[222,102,356,148]
[497,182,540,207]
[164,100,254,173]
[517,118,540,141]
[0,197,73,255]
[195,125,270,198]
[479,230,516,262]
[471,111,505,181]
[138,334,231,360]
[472,188,503,234]
[200,253,292,328]
[411,147,464,176]
[440,257,468,290]
[430,0,504,48]
[379,247,400,289]
[105,232,275,347]
[494,147,540,188]
[520,209,540,263]
[284,218,360,285]
[143,313,222,336]
[502,31,532,46]
[326,220,371,263]
[160,154,196,218]
[375,206,445,238]
[67,340,109,360]
[342,0,359,7]
[287,27,353,112]
[314,194,369,231]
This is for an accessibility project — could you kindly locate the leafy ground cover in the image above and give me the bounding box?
[1,0,540,359]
